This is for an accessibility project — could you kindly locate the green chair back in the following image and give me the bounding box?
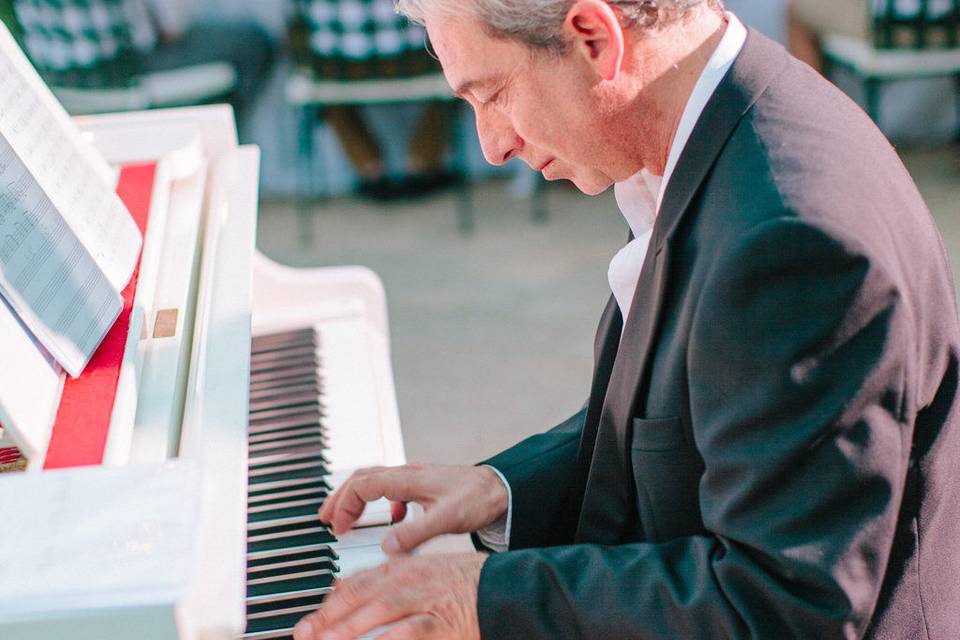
[870,0,960,49]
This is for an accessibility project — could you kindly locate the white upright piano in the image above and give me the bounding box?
[0,104,406,639]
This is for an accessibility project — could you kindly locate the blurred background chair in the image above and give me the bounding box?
[6,0,274,133]
[788,0,960,136]
[285,0,472,239]
[285,0,548,240]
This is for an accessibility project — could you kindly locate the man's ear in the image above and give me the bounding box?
[563,0,625,81]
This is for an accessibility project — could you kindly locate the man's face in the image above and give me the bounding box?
[428,14,638,195]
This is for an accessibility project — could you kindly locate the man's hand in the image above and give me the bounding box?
[319,464,507,554]
[292,552,487,640]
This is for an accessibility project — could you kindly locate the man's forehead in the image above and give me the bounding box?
[426,14,516,94]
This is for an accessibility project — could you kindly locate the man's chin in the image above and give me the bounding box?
[570,177,613,197]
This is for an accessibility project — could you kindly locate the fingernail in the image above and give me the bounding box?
[381,534,400,554]
[293,619,313,639]
[320,633,339,640]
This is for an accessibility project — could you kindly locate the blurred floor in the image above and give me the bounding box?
[257,145,960,467]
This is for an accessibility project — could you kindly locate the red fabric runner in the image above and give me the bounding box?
[43,163,156,469]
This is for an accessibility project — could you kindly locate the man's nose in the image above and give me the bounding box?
[475,109,523,166]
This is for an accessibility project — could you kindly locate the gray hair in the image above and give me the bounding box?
[396,0,725,53]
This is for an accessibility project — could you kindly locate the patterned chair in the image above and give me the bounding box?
[822,0,960,135]
[10,0,237,114]
[286,0,549,240]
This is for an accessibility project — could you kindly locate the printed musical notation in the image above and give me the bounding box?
[0,29,142,376]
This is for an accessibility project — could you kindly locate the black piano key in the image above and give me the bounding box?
[250,394,324,416]
[249,374,320,395]
[250,346,318,364]
[248,417,324,437]
[249,558,338,581]
[246,587,331,614]
[249,440,328,461]
[248,501,325,523]
[249,463,326,480]
[247,545,339,569]
[248,485,327,505]
[248,465,326,485]
[249,426,321,446]
[249,447,326,467]
[248,551,339,574]
[248,514,325,533]
[251,365,319,385]
[249,389,322,410]
[249,407,324,426]
[251,355,319,376]
[245,609,315,635]
[248,477,330,497]
[247,527,336,553]
[251,328,317,350]
[246,569,336,597]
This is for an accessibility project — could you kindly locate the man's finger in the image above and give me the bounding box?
[329,468,433,535]
[292,566,385,638]
[316,593,414,640]
[381,507,453,554]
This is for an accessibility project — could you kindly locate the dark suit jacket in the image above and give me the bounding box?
[476,30,960,639]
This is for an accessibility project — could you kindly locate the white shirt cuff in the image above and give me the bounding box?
[474,465,513,552]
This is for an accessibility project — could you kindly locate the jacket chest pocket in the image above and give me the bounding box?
[630,416,705,542]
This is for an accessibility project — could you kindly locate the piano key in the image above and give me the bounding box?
[248,555,338,577]
[247,527,336,553]
[248,499,325,523]
[251,365,319,385]
[249,476,330,496]
[249,356,318,375]
[246,569,336,597]
[248,426,321,446]
[246,586,332,613]
[249,447,326,467]
[244,606,318,635]
[249,387,321,408]
[248,466,327,485]
[251,328,317,350]
[248,414,323,435]
[241,629,295,640]
[248,485,327,505]
[249,564,338,587]
[250,346,318,364]
[249,374,320,394]
[249,404,323,427]
[248,439,328,459]
[247,544,338,567]
[249,393,323,415]
[247,514,325,532]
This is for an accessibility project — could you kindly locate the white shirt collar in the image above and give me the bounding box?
[609,13,747,323]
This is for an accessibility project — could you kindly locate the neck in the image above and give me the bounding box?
[621,10,728,177]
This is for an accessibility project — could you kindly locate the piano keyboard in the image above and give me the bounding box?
[243,327,339,640]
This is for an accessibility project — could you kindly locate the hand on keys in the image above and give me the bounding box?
[318,463,508,554]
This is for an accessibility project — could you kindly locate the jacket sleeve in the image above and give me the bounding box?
[476,407,587,550]
[477,218,910,639]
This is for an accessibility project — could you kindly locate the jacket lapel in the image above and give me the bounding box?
[575,30,789,544]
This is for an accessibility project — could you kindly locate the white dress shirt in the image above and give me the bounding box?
[477,13,747,553]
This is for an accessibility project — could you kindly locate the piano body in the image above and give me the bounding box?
[0,105,405,639]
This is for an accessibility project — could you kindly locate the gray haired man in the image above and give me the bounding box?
[295,0,960,638]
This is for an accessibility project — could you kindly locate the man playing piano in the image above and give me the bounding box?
[294,1,960,638]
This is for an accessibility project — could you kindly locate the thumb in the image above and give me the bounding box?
[381,507,450,555]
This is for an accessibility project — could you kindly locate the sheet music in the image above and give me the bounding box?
[0,134,123,376]
[0,23,143,376]
[0,36,141,291]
